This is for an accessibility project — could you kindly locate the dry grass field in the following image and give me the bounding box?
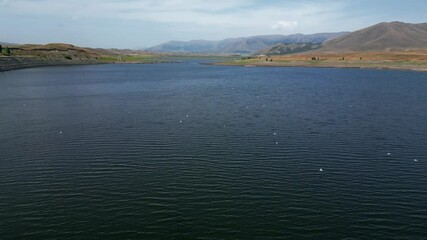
[216,50,427,72]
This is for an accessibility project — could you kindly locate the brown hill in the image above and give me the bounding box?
[318,22,427,52]
[1,43,162,72]
[6,43,152,60]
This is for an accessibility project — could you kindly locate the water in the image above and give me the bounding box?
[1,62,426,239]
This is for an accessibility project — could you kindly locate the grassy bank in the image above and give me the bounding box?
[213,51,427,72]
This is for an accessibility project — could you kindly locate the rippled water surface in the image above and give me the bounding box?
[1,62,426,239]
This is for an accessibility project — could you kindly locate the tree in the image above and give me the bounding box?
[0,44,3,54]
[4,46,11,56]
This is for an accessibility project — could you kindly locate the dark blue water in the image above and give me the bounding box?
[1,62,426,239]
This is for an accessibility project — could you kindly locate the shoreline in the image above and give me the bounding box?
[0,56,180,73]
[208,51,427,73]
[206,61,427,73]
[2,56,427,73]
[0,62,105,73]
[0,56,105,73]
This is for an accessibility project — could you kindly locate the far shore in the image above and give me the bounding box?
[2,52,427,73]
[207,61,427,73]
[209,51,427,73]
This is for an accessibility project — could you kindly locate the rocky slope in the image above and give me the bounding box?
[318,22,427,52]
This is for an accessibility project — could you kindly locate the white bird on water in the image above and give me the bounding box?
[319,168,324,172]
[179,120,182,123]
[387,152,391,156]
[59,131,63,134]
[274,132,277,136]
[414,159,418,162]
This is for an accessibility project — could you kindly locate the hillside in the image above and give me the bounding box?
[147,32,347,54]
[319,22,427,52]
[260,43,321,55]
[0,43,164,72]
[6,43,156,60]
[9,43,103,60]
[215,22,427,71]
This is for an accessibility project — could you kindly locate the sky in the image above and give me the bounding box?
[0,0,426,49]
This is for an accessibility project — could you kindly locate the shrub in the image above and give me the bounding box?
[4,46,11,56]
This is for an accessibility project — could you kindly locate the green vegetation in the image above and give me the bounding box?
[164,55,239,61]
[121,55,156,62]
[98,55,158,63]
[98,56,117,62]
[0,45,10,56]
[3,46,11,56]
[265,43,321,55]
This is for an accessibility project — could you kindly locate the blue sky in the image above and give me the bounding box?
[0,0,426,49]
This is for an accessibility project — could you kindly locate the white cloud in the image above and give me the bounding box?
[0,0,343,29]
[273,21,299,31]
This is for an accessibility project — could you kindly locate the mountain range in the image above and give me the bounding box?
[147,21,427,55]
[3,22,427,56]
[146,33,348,54]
